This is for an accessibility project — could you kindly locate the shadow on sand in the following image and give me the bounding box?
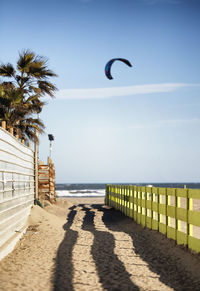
[92,203,200,291]
[52,203,200,291]
[81,205,139,290]
[52,206,78,291]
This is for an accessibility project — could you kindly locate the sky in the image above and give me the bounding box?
[1,0,200,183]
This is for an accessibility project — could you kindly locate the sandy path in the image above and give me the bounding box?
[71,205,102,290]
[0,198,200,291]
[92,207,172,291]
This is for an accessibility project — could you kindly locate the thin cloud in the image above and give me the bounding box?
[159,118,200,125]
[56,83,197,100]
[141,0,181,4]
[79,0,94,2]
[79,0,181,3]
[86,118,200,132]
[128,118,200,130]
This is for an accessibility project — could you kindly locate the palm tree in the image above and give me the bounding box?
[0,50,57,142]
[0,82,45,142]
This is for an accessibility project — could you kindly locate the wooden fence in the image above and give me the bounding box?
[38,158,55,202]
[105,185,200,253]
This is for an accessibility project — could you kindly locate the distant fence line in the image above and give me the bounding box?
[105,185,200,253]
[0,122,35,260]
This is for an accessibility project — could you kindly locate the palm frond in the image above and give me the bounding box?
[25,94,41,103]
[27,62,47,79]
[0,82,15,89]
[17,50,34,72]
[0,64,15,77]
[28,86,41,94]
[17,117,45,143]
[38,69,57,78]
[37,80,57,97]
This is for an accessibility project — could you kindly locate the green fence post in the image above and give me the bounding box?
[125,185,128,215]
[158,187,167,235]
[166,188,176,241]
[175,188,178,243]
[126,186,129,216]
[118,185,120,210]
[124,186,127,215]
[166,188,168,237]
[114,185,115,208]
[111,185,113,207]
[125,186,128,216]
[122,185,125,213]
[186,188,189,248]
[145,187,147,227]
[116,185,118,209]
[128,186,130,217]
[121,185,123,212]
[152,187,158,230]
[151,187,153,229]
[129,185,132,218]
[176,188,188,247]
[137,187,140,224]
[107,185,110,206]
[118,185,119,210]
[158,188,160,231]
[132,185,135,219]
[131,185,134,219]
[141,187,146,227]
[136,186,139,222]
[120,185,122,211]
[188,189,200,252]
[150,186,152,229]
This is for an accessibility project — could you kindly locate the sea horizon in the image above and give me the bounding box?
[55,182,200,198]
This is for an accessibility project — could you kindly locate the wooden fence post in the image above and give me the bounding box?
[2,121,6,130]
[9,127,13,135]
[34,130,39,200]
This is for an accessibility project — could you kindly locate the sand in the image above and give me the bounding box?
[0,197,200,291]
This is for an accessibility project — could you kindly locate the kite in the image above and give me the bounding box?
[105,58,132,80]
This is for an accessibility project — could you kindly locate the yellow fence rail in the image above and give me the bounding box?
[105,185,200,253]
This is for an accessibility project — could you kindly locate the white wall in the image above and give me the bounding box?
[0,127,35,260]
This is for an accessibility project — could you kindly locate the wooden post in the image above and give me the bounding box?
[2,121,6,130]
[9,127,13,135]
[15,129,19,140]
[34,130,39,200]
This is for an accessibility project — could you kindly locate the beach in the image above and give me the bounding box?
[0,197,200,291]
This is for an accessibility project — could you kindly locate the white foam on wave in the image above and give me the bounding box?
[56,189,105,197]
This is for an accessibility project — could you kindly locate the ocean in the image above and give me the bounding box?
[55,183,200,198]
[56,183,106,198]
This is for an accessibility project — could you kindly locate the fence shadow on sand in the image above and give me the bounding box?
[52,203,200,291]
[52,206,78,291]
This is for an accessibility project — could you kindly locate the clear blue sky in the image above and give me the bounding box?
[1,0,200,183]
